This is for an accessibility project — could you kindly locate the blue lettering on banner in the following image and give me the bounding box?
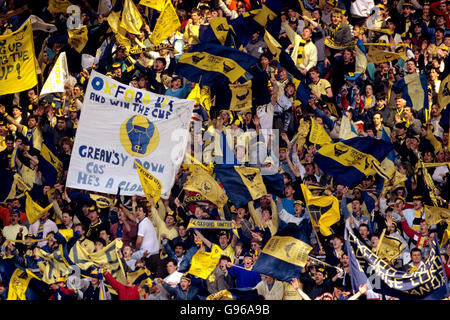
[79,145,127,166]
[77,171,100,186]
[134,158,165,173]
[118,181,143,192]
[90,76,175,120]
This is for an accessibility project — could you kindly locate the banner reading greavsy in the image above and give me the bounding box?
[67,71,194,196]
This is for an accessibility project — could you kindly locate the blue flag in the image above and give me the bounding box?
[314,136,394,188]
[38,131,63,186]
[262,173,285,199]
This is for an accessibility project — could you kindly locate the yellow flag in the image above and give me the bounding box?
[7,268,35,300]
[251,5,277,27]
[209,17,231,45]
[150,0,181,46]
[309,116,332,146]
[188,244,222,279]
[229,81,252,111]
[35,246,71,284]
[262,236,312,267]
[58,228,74,241]
[25,192,54,225]
[301,184,340,236]
[234,166,267,200]
[107,11,131,51]
[120,0,144,35]
[375,229,405,263]
[184,165,228,208]
[139,0,164,11]
[263,29,282,61]
[367,46,407,63]
[297,118,311,150]
[69,240,95,270]
[441,227,450,248]
[424,205,450,226]
[67,25,88,53]
[89,239,127,285]
[135,160,162,204]
[0,20,37,95]
[48,0,72,13]
[89,194,113,209]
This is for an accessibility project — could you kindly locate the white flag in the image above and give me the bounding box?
[66,70,194,196]
[39,52,69,97]
[26,15,58,33]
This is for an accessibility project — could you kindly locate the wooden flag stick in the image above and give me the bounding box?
[308,255,343,273]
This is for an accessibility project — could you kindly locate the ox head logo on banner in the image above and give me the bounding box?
[120,115,159,157]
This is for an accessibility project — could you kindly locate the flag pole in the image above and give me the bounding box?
[308,255,343,273]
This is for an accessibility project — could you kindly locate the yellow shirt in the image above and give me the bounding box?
[220,244,235,261]
[309,79,331,97]
[150,207,179,243]
[184,23,200,46]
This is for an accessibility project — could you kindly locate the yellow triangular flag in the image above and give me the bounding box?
[120,0,143,35]
[150,0,181,46]
[135,160,162,204]
[68,25,89,53]
[25,192,54,225]
[139,0,164,11]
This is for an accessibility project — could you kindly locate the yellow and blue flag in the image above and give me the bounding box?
[175,42,258,86]
[135,160,162,204]
[0,260,47,300]
[214,166,267,208]
[393,71,429,112]
[252,222,312,281]
[188,244,222,279]
[300,184,340,236]
[38,131,64,186]
[314,136,394,188]
[346,227,449,300]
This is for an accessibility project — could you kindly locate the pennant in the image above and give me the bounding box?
[252,222,312,281]
[183,165,228,209]
[106,10,131,51]
[0,20,37,95]
[309,116,332,146]
[229,80,252,111]
[375,229,405,264]
[188,244,222,279]
[149,0,180,46]
[67,25,89,53]
[120,0,144,35]
[300,184,340,236]
[314,137,394,188]
[424,205,450,226]
[25,192,54,225]
[135,160,162,204]
[186,219,239,238]
[40,52,69,97]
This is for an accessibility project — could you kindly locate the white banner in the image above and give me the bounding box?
[66,71,194,196]
[39,52,69,97]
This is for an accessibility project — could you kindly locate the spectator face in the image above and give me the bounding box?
[309,70,319,82]
[89,211,99,223]
[154,60,165,72]
[352,200,361,213]
[57,118,66,130]
[62,212,72,226]
[403,6,411,17]
[359,226,369,238]
[180,278,190,290]
[94,241,104,252]
[165,215,175,227]
[172,78,182,90]
[73,86,82,98]
[243,257,253,268]
[12,107,22,118]
[331,13,341,25]
[219,234,228,247]
[411,250,422,263]
[373,114,382,127]
[27,117,37,128]
[174,245,185,257]
[294,203,303,215]
[136,207,146,221]
[301,28,312,41]
[406,61,416,73]
[413,199,423,210]
[219,259,228,272]
[314,271,325,284]
[178,225,187,237]
[371,236,379,249]
[122,245,133,258]
[9,212,19,225]
[365,85,373,96]
[419,221,428,234]
[100,230,109,242]
[284,185,295,198]
[166,261,177,274]
[332,237,343,249]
